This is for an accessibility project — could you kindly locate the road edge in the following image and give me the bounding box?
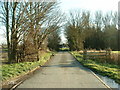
[2,52,55,90]
[69,51,113,90]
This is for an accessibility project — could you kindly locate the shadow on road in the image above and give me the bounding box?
[41,51,91,73]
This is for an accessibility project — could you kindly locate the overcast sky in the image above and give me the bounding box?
[0,0,119,44]
[60,0,119,13]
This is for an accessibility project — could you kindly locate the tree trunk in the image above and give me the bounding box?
[10,2,18,63]
[5,2,11,63]
[10,33,17,63]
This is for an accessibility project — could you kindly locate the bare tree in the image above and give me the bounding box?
[21,2,64,61]
[66,11,91,50]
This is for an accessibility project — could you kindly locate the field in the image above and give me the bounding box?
[0,46,8,64]
[112,51,120,53]
[79,50,120,65]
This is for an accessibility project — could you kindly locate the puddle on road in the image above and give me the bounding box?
[96,74,120,89]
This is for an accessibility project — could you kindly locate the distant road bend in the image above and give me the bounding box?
[16,52,109,88]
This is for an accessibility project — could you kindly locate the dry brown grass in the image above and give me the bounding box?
[80,50,120,65]
[110,53,120,65]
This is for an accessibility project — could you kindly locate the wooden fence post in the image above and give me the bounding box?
[83,49,87,60]
[108,48,111,60]
[106,48,111,63]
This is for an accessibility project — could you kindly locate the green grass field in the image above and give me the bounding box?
[59,47,70,51]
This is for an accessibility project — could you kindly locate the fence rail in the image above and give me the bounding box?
[83,49,111,60]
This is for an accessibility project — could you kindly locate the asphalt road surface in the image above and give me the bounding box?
[16,52,108,88]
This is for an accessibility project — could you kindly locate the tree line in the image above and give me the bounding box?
[65,10,119,51]
[0,2,63,63]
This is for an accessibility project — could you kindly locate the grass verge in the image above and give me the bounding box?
[1,51,53,82]
[71,51,120,84]
[112,51,120,53]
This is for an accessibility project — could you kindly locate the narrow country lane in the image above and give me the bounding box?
[16,52,108,88]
